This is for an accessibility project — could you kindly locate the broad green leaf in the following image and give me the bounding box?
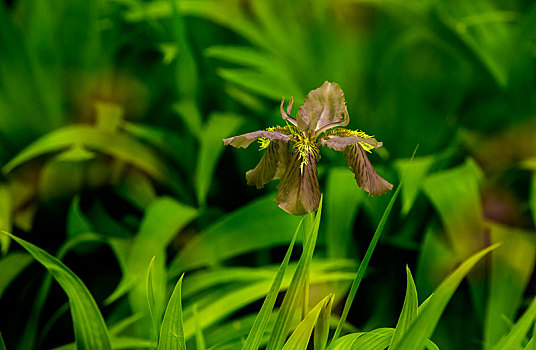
[423,158,486,320]
[107,197,197,303]
[327,334,361,350]
[2,126,167,181]
[158,274,186,350]
[266,198,323,350]
[196,112,243,206]
[282,294,334,350]
[391,244,499,350]
[394,155,434,215]
[146,257,158,342]
[0,252,33,297]
[491,296,536,350]
[324,167,363,258]
[2,232,111,350]
[485,223,536,349]
[194,304,206,350]
[243,218,303,350]
[350,328,393,349]
[390,266,418,348]
[169,194,301,275]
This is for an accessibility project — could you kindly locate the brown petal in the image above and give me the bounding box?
[297,81,349,134]
[280,98,297,126]
[274,151,321,215]
[321,135,382,152]
[246,140,291,189]
[223,130,291,149]
[343,143,393,196]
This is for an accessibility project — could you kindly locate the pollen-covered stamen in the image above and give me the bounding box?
[258,137,271,150]
[292,134,320,174]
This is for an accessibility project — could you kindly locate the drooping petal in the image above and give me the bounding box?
[280,98,297,126]
[321,135,382,152]
[297,81,349,135]
[343,143,393,196]
[246,140,291,189]
[223,130,291,149]
[274,151,321,216]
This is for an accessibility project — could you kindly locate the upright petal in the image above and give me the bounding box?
[280,98,297,126]
[274,151,321,215]
[343,143,393,196]
[223,130,291,149]
[297,81,349,135]
[246,140,291,189]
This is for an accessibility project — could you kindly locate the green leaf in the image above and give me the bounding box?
[485,223,536,349]
[266,197,323,350]
[282,294,334,350]
[194,304,206,350]
[349,328,394,349]
[2,231,111,350]
[491,296,536,350]
[0,330,5,350]
[169,194,301,275]
[324,167,363,258]
[423,158,486,320]
[394,155,434,215]
[0,185,12,254]
[314,292,334,350]
[243,218,303,350]
[196,112,243,206]
[107,197,197,303]
[146,257,158,342]
[0,252,33,297]
[2,126,167,181]
[158,274,186,350]
[390,266,418,348]
[391,244,499,350]
[531,173,536,228]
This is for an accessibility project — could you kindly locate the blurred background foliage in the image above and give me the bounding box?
[1,0,536,349]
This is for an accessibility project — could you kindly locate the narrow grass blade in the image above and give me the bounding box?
[242,218,303,350]
[2,231,111,350]
[391,244,500,350]
[266,197,323,350]
[389,266,418,348]
[0,252,33,297]
[282,294,334,350]
[158,274,186,350]
[194,304,206,350]
[331,145,416,342]
[0,330,5,350]
[490,295,536,350]
[327,333,362,350]
[146,256,158,342]
[314,292,334,350]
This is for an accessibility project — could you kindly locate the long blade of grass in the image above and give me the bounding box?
[194,304,206,350]
[348,328,393,349]
[158,274,186,350]
[266,196,323,350]
[332,146,418,342]
[2,231,111,350]
[282,294,334,350]
[242,217,303,350]
[146,256,158,342]
[391,244,500,350]
[0,330,5,350]
[314,292,334,350]
[490,295,536,350]
[389,266,418,348]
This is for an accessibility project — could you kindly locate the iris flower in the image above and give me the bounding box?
[223,81,392,215]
